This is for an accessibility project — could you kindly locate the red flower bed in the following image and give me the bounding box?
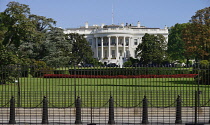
[43,74,198,78]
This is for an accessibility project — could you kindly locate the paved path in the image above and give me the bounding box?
[0,107,210,124]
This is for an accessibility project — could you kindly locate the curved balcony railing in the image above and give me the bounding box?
[98,43,129,47]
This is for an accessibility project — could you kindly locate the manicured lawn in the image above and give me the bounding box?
[1,77,210,107]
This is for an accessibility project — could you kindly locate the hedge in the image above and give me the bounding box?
[68,68,191,76]
[44,74,197,78]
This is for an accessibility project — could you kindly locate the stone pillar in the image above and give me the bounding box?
[96,37,98,59]
[123,36,126,56]
[108,37,111,59]
[116,36,119,59]
[139,37,142,44]
[128,37,132,57]
[101,37,104,59]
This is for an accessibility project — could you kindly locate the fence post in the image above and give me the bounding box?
[42,96,49,124]
[108,96,115,124]
[9,96,16,124]
[175,95,182,124]
[142,96,149,124]
[75,96,82,124]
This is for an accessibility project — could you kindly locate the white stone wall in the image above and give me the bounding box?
[64,24,168,65]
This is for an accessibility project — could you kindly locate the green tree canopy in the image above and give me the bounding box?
[183,7,210,61]
[167,23,189,62]
[1,2,35,48]
[0,2,58,61]
[43,27,72,67]
[68,33,94,65]
[190,7,210,26]
[29,14,56,32]
[135,33,167,64]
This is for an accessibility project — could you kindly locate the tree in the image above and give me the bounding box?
[0,2,59,61]
[0,12,7,43]
[183,7,210,85]
[167,23,189,62]
[43,27,72,67]
[0,44,20,84]
[68,33,94,65]
[29,14,56,32]
[182,7,210,61]
[135,33,167,64]
[190,7,210,27]
[1,2,35,49]
[182,23,210,61]
[20,15,57,60]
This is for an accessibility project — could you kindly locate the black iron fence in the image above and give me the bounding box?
[0,65,210,124]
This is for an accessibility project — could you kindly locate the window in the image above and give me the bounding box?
[119,50,122,56]
[112,50,115,58]
[111,38,116,45]
[89,39,92,45]
[126,50,129,57]
[98,51,101,59]
[126,39,129,46]
[119,39,123,45]
[134,39,138,45]
[98,39,101,46]
[104,50,107,58]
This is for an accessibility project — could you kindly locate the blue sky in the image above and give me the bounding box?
[0,0,209,29]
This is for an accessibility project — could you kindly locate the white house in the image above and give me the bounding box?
[64,21,168,65]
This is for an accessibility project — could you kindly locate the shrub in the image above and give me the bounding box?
[193,60,210,85]
[0,65,19,84]
[30,60,54,77]
[199,60,209,69]
[54,70,69,74]
[123,60,132,67]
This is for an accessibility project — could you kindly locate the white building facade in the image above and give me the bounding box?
[64,22,169,65]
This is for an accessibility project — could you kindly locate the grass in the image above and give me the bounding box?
[1,76,210,108]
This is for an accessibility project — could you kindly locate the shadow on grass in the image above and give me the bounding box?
[58,81,202,87]
[168,80,197,85]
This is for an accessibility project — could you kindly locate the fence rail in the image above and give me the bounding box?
[0,65,210,124]
[1,94,210,124]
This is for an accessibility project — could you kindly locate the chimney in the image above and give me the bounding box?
[85,22,88,28]
[121,23,124,27]
[101,23,105,28]
[164,25,167,29]
[137,21,141,28]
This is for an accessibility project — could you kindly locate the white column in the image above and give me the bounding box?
[96,37,98,59]
[116,36,119,59]
[101,37,104,59]
[139,37,142,44]
[129,37,131,50]
[123,36,126,54]
[108,37,111,59]
[128,37,132,58]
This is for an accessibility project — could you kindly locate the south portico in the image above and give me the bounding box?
[90,35,139,65]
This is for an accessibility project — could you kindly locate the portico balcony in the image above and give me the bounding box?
[98,43,129,46]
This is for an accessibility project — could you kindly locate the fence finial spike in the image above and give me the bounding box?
[177,95,181,100]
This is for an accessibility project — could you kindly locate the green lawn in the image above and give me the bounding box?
[1,77,210,107]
